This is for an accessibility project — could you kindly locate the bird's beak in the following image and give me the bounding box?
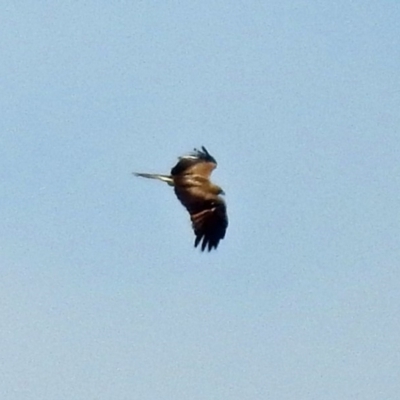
[220,190,226,196]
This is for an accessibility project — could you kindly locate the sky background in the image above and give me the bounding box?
[1,1,399,399]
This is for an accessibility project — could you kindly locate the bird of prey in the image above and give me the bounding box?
[134,146,228,251]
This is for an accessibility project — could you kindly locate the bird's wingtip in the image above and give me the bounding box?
[189,146,216,164]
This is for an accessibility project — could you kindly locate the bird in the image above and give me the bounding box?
[134,146,228,251]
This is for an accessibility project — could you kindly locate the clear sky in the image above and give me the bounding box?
[1,2,399,399]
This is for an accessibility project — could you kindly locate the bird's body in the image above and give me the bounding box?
[134,147,228,251]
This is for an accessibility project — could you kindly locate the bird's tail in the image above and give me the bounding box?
[133,172,174,186]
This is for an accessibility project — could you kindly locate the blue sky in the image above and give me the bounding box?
[1,2,399,399]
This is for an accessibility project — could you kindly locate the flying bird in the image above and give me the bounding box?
[134,146,228,251]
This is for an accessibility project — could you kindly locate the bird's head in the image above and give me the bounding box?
[210,184,225,196]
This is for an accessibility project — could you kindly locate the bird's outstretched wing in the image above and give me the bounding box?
[190,199,228,251]
[171,146,217,178]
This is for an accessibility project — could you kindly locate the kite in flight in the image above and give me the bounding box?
[134,146,228,251]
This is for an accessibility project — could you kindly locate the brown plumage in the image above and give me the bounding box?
[134,146,228,251]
